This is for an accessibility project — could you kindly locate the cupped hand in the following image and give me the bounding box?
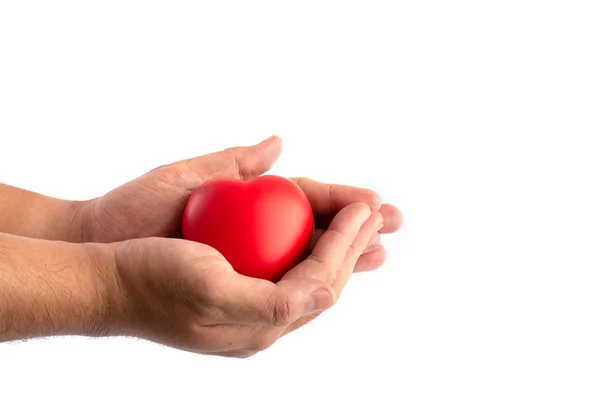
[109,202,382,357]
[84,136,402,273]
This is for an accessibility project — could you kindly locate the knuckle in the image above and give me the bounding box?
[365,189,382,209]
[355,201,372,215]
[328,184,336,211]
[306,252,326,268]
[271,293,294,326]
[348,241,361,258]
[165,163,195,185]
[161,163,205,192]
[331,227,352,248]
[292,177,308,188]
[223,147,244,179]
[317,228,348,252]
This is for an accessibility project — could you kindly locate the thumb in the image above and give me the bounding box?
[183,135,283,180]
[218,274,337,327]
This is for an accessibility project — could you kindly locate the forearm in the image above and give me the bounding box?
[0,183,89,242]
[0,232,123,342]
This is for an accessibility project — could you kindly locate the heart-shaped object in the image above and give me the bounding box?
[181,175,314,282]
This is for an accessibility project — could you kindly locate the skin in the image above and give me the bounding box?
[0,136,402,357]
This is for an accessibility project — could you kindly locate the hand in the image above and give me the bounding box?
[83,136,402,272]
[109,202,382,357]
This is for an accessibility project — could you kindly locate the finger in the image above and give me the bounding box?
[366,232,381,248]
[283,211,383,336]
[311,230,384,271]
[283,202,372,283]
[354,233,386,272]
[311,228,379,255]
[331,211,384,294]
[314,231,386,273]
[180,135,283,181]
[379,203,403,233]
[354,244,387,272]
[213,272,336,327]
[291,178,381,217]
[291,178,403,233]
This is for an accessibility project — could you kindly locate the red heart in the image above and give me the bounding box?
[181,175,314,282]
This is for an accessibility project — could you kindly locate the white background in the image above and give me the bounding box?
[1,1,599,399]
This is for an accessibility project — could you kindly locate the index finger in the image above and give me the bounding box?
[282,202,372,284]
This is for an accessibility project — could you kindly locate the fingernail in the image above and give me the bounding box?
[307,288,333,313]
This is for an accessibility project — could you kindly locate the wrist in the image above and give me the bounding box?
[79,241,131,336]
[57,200,91,243]
[0,183,95,243]
[53,198,102,243]
[0,234,128,341]
[72,198,108,243]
